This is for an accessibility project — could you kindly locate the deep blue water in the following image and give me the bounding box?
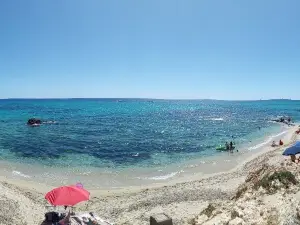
[0,99,299,168]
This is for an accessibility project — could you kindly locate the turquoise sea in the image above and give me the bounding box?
[0,99,299,172]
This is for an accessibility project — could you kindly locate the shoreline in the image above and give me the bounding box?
[0,125,299,224]
[0,124,297,194]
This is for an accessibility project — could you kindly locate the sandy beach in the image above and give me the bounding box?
[0,124,299,225]
[2,0,300,223]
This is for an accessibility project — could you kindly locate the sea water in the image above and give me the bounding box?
[0,99,299,188]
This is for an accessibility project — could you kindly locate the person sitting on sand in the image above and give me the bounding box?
[291,155,297,163]
[58,210,71,225]
[279,140,284,146]
[271,141,277,147]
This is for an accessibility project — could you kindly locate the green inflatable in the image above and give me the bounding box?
[216,145,235,151]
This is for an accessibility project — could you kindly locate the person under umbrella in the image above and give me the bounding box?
[45,185,90,224]
[282,141,300,163]
[58,210,71,225]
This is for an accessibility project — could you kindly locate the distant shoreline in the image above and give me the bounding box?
[0,98,297,101]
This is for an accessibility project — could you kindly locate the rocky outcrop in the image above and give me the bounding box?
[189,164,300,225]
[272,117,294,126]
[27,118,41,126]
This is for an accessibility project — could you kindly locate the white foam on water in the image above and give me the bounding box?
[187,164,198,168]
[78,172,92,176]
[272,130,288,138]
[145,172,179,180]
[268,121,277,124]
[12,171,31,178]
[248,139,272,150]
[42,121,57,124]
[211,118,224,121]
[248,131,288,151]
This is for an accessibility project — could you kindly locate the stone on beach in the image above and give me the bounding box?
[150,213,173,225]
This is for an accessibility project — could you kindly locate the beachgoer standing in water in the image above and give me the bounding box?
[230,141,234,153]
[225,142,229,150]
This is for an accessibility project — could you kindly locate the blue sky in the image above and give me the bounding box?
[0,0,299,100]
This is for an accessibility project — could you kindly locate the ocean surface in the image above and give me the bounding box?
[0,99,299,187]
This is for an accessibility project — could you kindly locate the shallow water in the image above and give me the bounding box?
[0,99,300,187]
[0,99,299,168]
[0,125,291,189]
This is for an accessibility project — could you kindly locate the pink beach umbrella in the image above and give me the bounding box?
[45,185,90,206]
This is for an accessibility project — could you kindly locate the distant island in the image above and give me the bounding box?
[269,99,292,101]
[259,99,292,101]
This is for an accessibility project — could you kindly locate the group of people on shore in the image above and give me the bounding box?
[271,139,284,147]
[225,141,236,153]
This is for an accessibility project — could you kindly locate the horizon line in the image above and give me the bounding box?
[0,97,295,101]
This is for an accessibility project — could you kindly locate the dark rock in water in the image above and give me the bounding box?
[272,119,281,122]
[271,116,294,126]
[27,118,41,126]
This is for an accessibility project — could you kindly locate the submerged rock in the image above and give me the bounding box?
[27,118,41,126]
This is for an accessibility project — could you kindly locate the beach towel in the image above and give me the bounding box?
[69,213,113,225]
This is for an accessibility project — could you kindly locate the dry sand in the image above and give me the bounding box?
[0,125,299,225]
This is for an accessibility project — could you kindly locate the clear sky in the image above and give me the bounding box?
[0,0,299,100]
